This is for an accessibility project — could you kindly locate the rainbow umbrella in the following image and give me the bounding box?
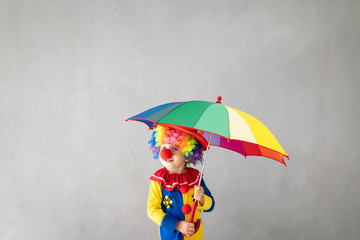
[126,96,289,233]
[126,96,289,166]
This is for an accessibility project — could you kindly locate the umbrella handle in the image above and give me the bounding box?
[189,201,197,222]
[181,201,201,237]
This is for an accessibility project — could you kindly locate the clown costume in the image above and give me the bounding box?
[147,125,215,240]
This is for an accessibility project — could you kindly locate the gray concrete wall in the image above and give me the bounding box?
[1,0,359,239]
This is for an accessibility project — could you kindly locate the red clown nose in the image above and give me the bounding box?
[160,148,173,160]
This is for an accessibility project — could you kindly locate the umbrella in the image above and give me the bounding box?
[126,96,289,165]
[126,96,289,235]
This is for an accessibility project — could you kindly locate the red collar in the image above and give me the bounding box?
[150,167,201,193]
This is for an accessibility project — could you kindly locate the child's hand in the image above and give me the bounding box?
[175,220,195,237]
[194,186,205,206]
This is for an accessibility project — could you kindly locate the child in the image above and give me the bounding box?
[147,125,215,240]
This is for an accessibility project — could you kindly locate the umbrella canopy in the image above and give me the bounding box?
[126,98,289,166]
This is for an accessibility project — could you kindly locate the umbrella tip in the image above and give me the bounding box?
[216,96,222,104]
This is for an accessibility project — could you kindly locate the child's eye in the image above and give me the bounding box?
[173,147,178,151]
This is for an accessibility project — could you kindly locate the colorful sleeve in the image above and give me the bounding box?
[197,180,215,212]
[147,180,180,232]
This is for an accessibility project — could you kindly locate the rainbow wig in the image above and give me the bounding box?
[148,125,204,165]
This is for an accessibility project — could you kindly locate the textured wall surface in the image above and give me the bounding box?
[1,0,359,239]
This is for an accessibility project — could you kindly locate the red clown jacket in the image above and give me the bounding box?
[147,167,215,240]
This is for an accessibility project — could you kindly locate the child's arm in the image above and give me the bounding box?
[175,221,195,237]
[147,180,166,225]
[193,180,215,212]
[193,185,205,206]
[147,181,180,232]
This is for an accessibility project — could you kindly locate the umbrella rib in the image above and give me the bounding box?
[125,118,156,129]
[243,141,246,157]
[224,105,231,141]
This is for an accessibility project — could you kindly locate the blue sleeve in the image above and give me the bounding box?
[161,213,180,232]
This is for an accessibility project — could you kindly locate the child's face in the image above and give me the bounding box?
[160,144,189,174]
